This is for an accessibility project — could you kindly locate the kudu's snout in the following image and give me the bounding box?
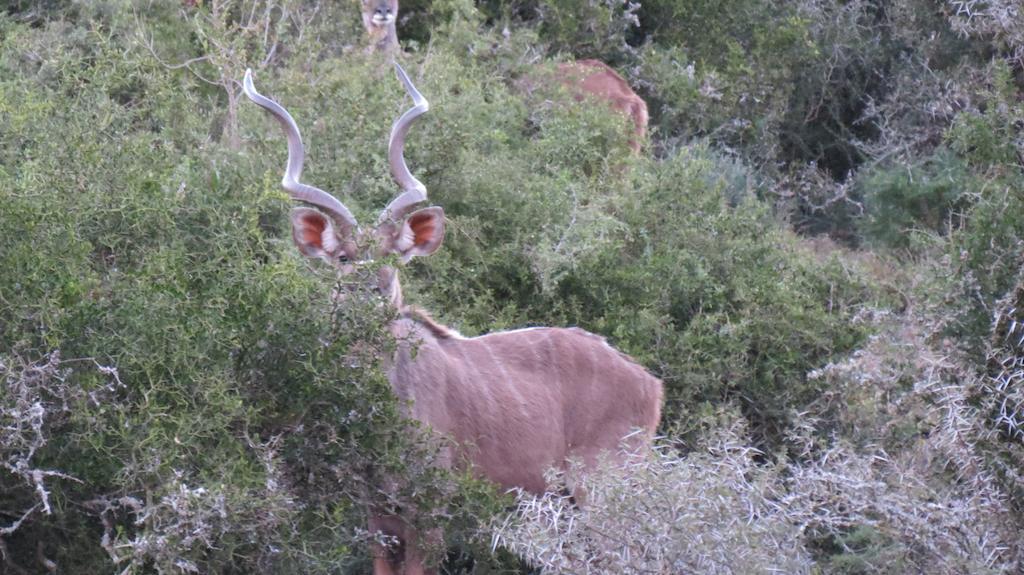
[329,262,393,309]
[371,5,394,26]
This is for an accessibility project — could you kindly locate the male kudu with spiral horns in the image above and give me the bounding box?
[243,63,662,575]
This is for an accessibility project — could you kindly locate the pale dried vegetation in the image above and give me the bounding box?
[89,453,295,574]
[987,276,1024,505]
[492,301,1024,573]
[0,350,297,574]
[948,0,1024,65]
[0,352,119,569]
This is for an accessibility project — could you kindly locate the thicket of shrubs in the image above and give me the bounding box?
[1,0,1022,572]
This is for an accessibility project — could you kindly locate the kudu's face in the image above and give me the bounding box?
[361,0,398,29]
[289,207,444,271]
[290,205,444,302]
[243,63,439,302]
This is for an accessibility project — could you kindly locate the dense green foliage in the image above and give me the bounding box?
[1,0,1022,572]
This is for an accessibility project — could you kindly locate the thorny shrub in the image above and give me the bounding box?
[2,0,1023,572]
[0,352,120,569]
[493,300,1024,573]
[494,405,1021,574]
[804,306,1024,570]
[947,0,1024,66]
[984,271,1024,511]
[492,421,814,574]
[87,440,296,574]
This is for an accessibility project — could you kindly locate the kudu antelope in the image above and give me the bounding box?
[523,59,649,154]
[559,60,648,154]
[243,64,662,575]
[361,0,399,53]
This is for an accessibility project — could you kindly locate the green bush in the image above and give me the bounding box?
[917,61,1024,344]
[4,0,1022,571]
[0,10,500,572]
[858,148,975,250]
[553,146,874,440]
[477,0,639,62]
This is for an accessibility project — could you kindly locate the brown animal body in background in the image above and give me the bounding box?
[361,0,399,53]
[558,59,648,153]
[243,64,662,575]
[523,59,649,154]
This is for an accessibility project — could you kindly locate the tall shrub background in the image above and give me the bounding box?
[1,0,1022,572]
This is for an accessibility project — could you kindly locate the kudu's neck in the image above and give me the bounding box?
[380,267,460,342]
[378,265,403,309]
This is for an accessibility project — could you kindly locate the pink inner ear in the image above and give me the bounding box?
[300,213,327,249]
[408,212,436,246]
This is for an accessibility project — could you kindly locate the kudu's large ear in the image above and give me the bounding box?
[392,207,444,262]
[291,207,344,261]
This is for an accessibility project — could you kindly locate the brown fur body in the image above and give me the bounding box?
[552,59,649,154]
[390,317,663,494]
